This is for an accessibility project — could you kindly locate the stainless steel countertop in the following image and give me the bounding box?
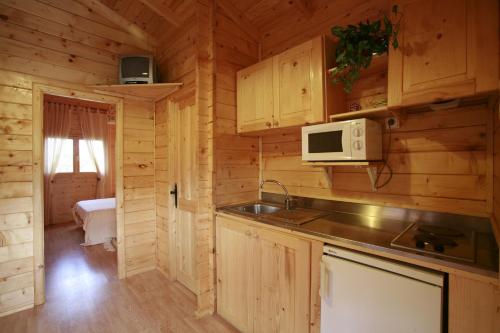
[217,195,499,279]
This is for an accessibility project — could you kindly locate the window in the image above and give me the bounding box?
[79,139,105,173]
[46,138,73,173]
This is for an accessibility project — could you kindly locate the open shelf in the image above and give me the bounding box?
[327,53,393,122]
[327,53,388,79]
[304,161,384,191]
[90,82,183,101]
[329,106,395,121]
[303,161,383,167]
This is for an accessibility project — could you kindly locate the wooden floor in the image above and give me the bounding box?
[0,223,237,333]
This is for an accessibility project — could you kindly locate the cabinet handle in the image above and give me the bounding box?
[320,261,331,299]
[302,88,307,94]
[265,121,272,127]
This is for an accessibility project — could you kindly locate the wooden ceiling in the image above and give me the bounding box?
[88,0,387,57]
[98,0,194,41]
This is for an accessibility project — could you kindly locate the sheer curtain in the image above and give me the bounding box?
[79,106,109,198]
[44,101,72,225]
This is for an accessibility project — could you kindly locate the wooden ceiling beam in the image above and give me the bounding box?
[77,0,157,51]
[217,0,260,43]
[137,0,180,27]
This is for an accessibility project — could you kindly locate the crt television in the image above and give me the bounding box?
[119,55,158,84]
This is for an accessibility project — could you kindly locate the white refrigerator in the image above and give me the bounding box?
[320,245,444,333]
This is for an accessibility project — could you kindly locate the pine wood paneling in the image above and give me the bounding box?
[261,104,493,216]
[214,6,260,207]
[0,0,153,316]
[123,99,156,277]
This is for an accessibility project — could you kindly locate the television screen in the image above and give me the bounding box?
[119,55,156,84]
[121,57,150,78]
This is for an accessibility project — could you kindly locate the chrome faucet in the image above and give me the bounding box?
[260,179,293,210]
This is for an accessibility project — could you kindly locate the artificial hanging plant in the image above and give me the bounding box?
[329,5,402,93]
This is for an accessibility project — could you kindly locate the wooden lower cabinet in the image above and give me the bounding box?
[216,214,319,333]
[448,274,500,333]
[216,216,255,332]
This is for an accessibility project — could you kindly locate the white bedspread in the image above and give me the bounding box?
[74,198,116,246]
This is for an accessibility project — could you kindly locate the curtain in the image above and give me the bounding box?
[79,106,109,198]
[43,101,72,225]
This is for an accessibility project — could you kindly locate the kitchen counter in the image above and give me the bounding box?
[217,195,499,283]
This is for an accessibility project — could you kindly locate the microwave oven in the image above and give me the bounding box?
[302,118,382,161]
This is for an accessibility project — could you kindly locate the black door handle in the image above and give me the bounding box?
[170,183,178,208]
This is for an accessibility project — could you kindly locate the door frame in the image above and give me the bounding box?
[32,83,125,305]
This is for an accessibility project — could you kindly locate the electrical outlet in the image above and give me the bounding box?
[385,116,399,130]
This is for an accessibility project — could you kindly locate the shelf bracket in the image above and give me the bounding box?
[367,166,378,192]
[322,166,333,188]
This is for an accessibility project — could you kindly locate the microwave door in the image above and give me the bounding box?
[303,126,351,161]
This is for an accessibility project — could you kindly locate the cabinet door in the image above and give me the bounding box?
[253,227,311,333]
[274,37,325,128]
[388,0,498,107]
[237,58,274,133]
[448,274,500,333]
[216,216,255,333]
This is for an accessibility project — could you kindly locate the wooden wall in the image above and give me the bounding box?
[494,103,500,241]
[246,1,494,218]
[259,0,388,58]
[153,0,215,315]
[0,70,35,316]
[213,3,260,206]
[0,0,152,85]
[0,0,154,316]
[196,0,215,314]
[154,99,169,276]
[123,99,156,276]
[154,2,197,280]
[261,104,492,217]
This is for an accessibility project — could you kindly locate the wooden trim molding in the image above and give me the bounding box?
[76,0,157,51]
[32,83,125,305]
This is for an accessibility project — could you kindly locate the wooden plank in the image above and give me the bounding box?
[0,286,33,314]
[0,102,32,120]
[0,182,32,199]
[2,0,155,51]
[217,0,260,43]
[0,243,32,263]
[0,256,32,279]
[0,166,32,182]
[137,0,180,27]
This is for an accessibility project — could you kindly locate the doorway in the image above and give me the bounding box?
[32,84,124,305]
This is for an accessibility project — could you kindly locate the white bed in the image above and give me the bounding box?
[73,198,116,246]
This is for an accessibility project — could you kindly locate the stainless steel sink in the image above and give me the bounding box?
[235,203,281,215]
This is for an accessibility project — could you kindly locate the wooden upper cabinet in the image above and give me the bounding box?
[216,216,255,333]
[237,58,274,133]
[388,0,499,107]
[237,36,332,133]
[273,37,324,128]
[253,227,311,333]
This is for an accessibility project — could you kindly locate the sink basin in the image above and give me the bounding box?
[236,203,281,215]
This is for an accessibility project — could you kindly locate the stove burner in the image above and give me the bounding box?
[417,224,464,238]
[413,234,458,252]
